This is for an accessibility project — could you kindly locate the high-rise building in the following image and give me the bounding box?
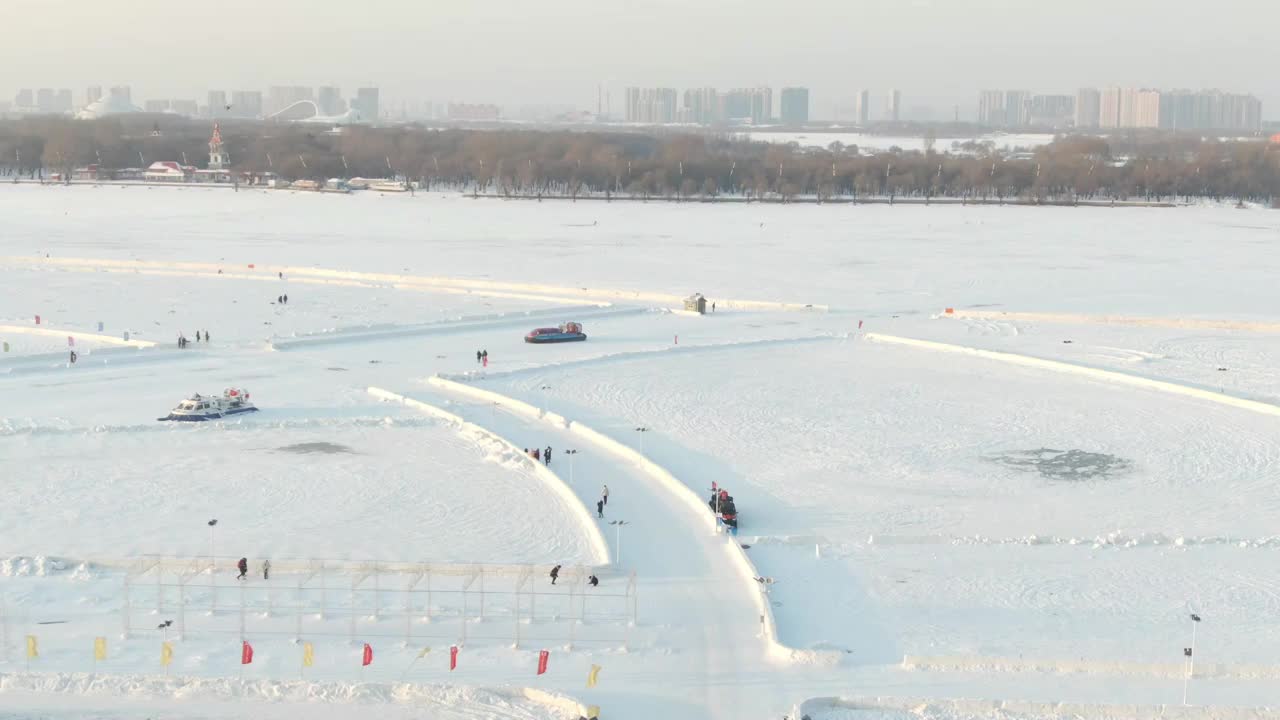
[36,88,55,113]
[109,86,132,103]
[317,86,345,116]
[1003,90,1031,126]
[855,90,870,125]
[780,87,809,124]
[682,87,718,124]
[625,87,678,123]
[170,99,198,116]
[977,90,1005,126]
[14,89,33,109]
[144,99,171,113]
[1029,95,1074,127]
[886,90,901,122]
[718,88,771,124]
[1135,90,1162,128]
[353,87,379,121]
[55,89,72,113]
[87,86,103,105]
[230,90,263,118]
[1074,88,1101,127]
[1099,87,1122,128]
[267,86,313,116]
[207,90,228,118]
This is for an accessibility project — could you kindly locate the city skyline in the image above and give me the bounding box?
[1,0,1276,121]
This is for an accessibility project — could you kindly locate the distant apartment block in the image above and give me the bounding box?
[86,86,102,105]
[780,87,810,124]
[267,86,313,116]
[1075,88,1101,128]
[447,103,501,121]
[886,89,901,122]
[855,89,870,125]
[317,86,345,116]
[170,99,198,117]
[977,90,1005,126]
[208,90,228,118]
[230,90,263,119]
[144,99,170,113]
[1029,95,1074,126]
[682,87,718,124]
[625,87,678,124]
[1091,87,1261,131]
[353,87,379,121]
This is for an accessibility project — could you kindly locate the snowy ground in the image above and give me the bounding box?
[2,184,1280,718]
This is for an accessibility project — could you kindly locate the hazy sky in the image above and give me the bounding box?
[4,0,1276,119]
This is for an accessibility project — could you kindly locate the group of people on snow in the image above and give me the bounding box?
[475,349,489,367]
[548,564,599,588]
[177,330,211,348]
[236,557,270,581]
[276,294,289,304]
[524,445,554,466]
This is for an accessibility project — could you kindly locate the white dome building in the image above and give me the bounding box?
[76,93,142,120]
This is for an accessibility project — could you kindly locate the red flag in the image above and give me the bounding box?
[241,641,253,665]
[34,315,40,325]
[858,320,863,329]
[537,649,549,675]
[362,643,373,667]
[449,645,458,671]
[68,336,75,347]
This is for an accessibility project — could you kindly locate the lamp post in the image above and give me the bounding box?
[207,519,218,571]
[608,520,629,565]
[1183,612,1202,705]
[564,449,579,484]
[633,427,649,454]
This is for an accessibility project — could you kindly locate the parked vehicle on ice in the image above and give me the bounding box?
[525,322,587,344]
[158,388,258,422]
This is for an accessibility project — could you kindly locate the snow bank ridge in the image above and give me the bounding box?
[3,255,830,312]
[0,672,588,714]
[442,334,843,383]
[799,695,1280,720]
[902,654,1280,681]
[865,333,1280,418]
[367,387,610,566]
[272,305,642,350]
[945,309,1280,334]
[425,375,795,662]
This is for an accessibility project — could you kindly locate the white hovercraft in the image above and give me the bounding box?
[158,388,258,422]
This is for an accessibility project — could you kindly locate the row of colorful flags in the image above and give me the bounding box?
[27,635,603,685]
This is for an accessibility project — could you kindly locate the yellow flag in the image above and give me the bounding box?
[25,636,37,659]
[417,646,431,659]
[302,642,314,668]
[93,637,107,661]
[586,705,601,719]
[160,642,173,666]
[586,664,601,688]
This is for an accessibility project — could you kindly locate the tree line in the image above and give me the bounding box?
[0,115,1276,203]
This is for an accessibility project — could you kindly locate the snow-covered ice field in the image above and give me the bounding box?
[2,184,1280,719]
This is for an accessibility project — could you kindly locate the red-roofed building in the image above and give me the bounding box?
[143,161,191,182]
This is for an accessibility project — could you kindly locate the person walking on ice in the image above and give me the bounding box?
[476,350,482,364]
[549,564,561,585]
[588,574,599,587]
[596,499,604,518]
[236,557,248,580]
[544,446,552,466]
[601,484,609,506]
[262,559,271,580]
